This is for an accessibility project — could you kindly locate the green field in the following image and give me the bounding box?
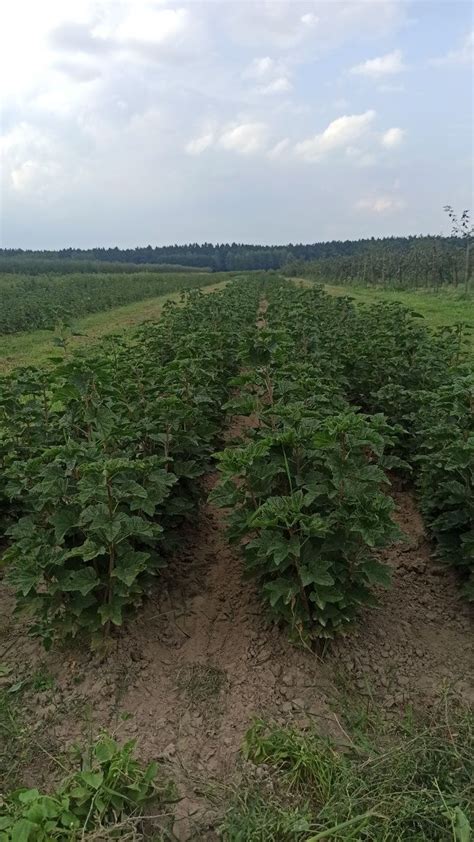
[0,279,227,372]
[322,283,474,350]
[3,275,471,373]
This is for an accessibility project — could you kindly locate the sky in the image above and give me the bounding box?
[0,0,472,248]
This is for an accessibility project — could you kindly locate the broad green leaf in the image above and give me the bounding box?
[363,558,392,587]
[94,736,118,763]
[98,600,123,627]
[79,771,104,789]
[50,507,80,541]
[57,567,98,596]
[11,819,36,842]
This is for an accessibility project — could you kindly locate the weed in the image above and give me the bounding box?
[221,704,473,841]
[31,668,55,693]
[0,733,176,840]
[243,721,340,803]
[0,687,35,792]
[177,663,227,706]
[222,790,313,841]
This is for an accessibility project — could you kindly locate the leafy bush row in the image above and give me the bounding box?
[212,279,473,646]
[331,297,473,596]
[0,271,222,334]
[211,283,402,643]
[415,375,474,598]
[0,280,263,647]
[270,282,473,596]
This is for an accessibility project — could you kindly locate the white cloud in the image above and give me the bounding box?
[295,110,376,161]
[267,138,290,159]
[350,49,405,78]
[228,1,406,51]
[301,12,318,27]
[184,120,269,157]
[244,55,292,95]
[258,76,292,95]
[244,56,276,79]
[113,7,190,45]
[219,122,268,155]
[185,132,214,156]
[430,30,474,66]
[356,195,406,213]
[11,159,61,194]
[0,0,470,247]
[0,121,70,202]
[381,127,405,148]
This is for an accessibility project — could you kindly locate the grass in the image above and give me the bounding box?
[221,701,474,841]
[0,280,228,373]
[322,283,474,352]
[177,663,228,706]
[0,684,34,791]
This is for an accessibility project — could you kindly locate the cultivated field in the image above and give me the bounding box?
[323,284,474,353]
[0,279,228,373]
[0,271,228,335]
[0,274,472,839]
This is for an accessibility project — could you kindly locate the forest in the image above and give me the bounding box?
[0,234,469,285]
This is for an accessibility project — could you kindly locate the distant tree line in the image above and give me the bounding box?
[0,234,470,288]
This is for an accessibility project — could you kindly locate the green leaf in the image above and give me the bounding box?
[98,600,123,627]
[50,507,80,541]
[143,761,158,783]
[264,579,297,608]
[57,567,98,596]
[66,540,105,562]
[94,736,118,763]
[80,771,104,789]
[363,558,392,587]
[11,819,36,842]
[17,790,41,805]
[299,564,335,588]
[58,811,81,829]
[452,806,471,842]
[114,550,150,587]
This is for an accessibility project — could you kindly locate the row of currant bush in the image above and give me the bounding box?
[266,282,473,597]
[334,294,473,597]
[0,270,223,334]
[211,283,403,643]
[211,279,472,646]
[0,280,263,647]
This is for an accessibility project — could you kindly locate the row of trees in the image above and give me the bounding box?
[284,237,470,290]
[0,234,467,275]
[286,208,472,291]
